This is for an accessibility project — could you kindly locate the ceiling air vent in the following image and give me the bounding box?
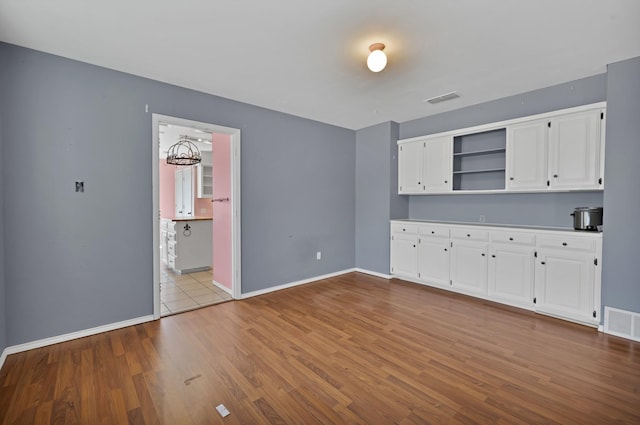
[425,91,460,104]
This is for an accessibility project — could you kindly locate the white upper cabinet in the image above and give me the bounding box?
[398,140,424,194]
[399,103,606,194]
[506,120,548,190]
[423,136,452,193]
[399,136,452,194]
[548,110,602,190]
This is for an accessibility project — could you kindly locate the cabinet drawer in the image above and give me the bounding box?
[391,223,418,235]
[490,230,535,246]
[451,228,489,241]
[537,235,596,252]
[419,225,449,238]
[166,231,176,242]
[167,241,176,256]
[167,254,176,269]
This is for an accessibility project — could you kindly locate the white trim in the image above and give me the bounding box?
[2,315,155,359]
[354,268,392,279]
[0,348,8,371]
[152,114,242,318]
[212,279,233,296]
[398,102,607,144]
[240,269,356,299]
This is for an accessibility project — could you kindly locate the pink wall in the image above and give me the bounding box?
[159,160,213,218]
[212,133,232,290]
[159,159,175,219]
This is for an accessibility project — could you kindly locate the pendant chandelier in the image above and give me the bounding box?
[166,135,202,166]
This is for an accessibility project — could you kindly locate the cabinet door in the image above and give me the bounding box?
[488,244,535,308]
[423,136,452,193]
[506,120,547,190]
[418,237,450,287]
[398,140,425,194]
[535,249,595,323]
[175,169,184,216]
[450,240,488,296]
[548,110,601,189]
[390,233,418,278]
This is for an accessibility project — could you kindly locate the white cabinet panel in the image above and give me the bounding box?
[548,110,601,189]
[391,233,418,278]
[398,140,424,194]
[450,240,488,296]
[418,237,450,287]
[535,249,595,324]
[506,120,548,190]
[423,136,452,193]
[488,244,535,308]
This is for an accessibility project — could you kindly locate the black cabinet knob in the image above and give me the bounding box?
[431,231,435,234]
[491,254,496,258]
[562,242,567,246]
[467,234,471,237]
[481,253,485,257]
[541,261,546,265]
[554,174,558,178]
[444,248,448,252]
[509,237,514,241]
[510,177,514,180]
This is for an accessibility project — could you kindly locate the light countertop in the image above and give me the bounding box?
[391,219,602,234]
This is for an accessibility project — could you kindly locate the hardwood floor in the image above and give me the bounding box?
[1,272,639,424]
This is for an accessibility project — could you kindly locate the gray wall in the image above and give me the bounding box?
[401,75,607,228]
[355,122,408,275]
[0,42,355,346]
[602,56,640,314]
[0,114,5,353]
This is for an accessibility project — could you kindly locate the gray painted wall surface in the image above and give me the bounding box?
[602,56,640,314]
[0,42,355,345]
[400,74,607,228]
[355,122,407,275]
[0,114,5,353]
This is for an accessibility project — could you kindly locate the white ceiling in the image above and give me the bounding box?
[1,0,638,130]
[159,123,212,155]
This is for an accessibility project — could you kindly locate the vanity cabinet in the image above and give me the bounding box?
[390,220,602,327]
[398,136,452,194]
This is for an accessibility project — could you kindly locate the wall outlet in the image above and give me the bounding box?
[316,251,322,260]
[479,215,486,223]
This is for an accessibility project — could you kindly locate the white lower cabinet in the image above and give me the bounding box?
[390,220,602,327]
[488,244,535,308]
[390,228,418,279]
[417,227,450,287]
[450,239,488,296]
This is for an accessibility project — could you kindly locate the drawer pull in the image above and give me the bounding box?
[444,248,448,252]
[562,242,567,246]
[467,234,471,237]
[431,231,435,234]
[491,254,496,258]
[509,237,514,241]
[481,253,485,257]
[403,228,406,232]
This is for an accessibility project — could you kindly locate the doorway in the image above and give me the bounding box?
[152,114,241,319]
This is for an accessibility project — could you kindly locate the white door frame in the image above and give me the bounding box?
[152,114,242,319]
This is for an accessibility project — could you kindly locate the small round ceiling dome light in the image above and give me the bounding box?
[367,43,387,72]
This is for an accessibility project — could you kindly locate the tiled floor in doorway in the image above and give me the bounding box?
[160,266,233,316]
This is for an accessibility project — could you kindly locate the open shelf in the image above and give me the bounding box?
[453,128,506,191]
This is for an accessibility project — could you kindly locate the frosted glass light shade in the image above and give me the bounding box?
[367,44,387,72]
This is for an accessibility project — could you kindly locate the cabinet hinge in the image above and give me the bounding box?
[533,297,537,304]
[593,310,597,318]
[601,112,604,120]
[399,186,402,191]
[423,142,426,147]
[418,273,421,278]
[450,242,453,248]
[400,146,403,151]
[547,180,550,187]
[548,122,551,128]
[598,177,603,185]
[418,238,421,243]
[594,258,598,266]
[391,235,394,240]
[450,280,452,285]
[534,251,537,258]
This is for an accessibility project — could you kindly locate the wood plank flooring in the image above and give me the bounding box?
[1,272,639,424]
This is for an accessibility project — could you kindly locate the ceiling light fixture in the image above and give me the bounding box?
[367,43,387,72]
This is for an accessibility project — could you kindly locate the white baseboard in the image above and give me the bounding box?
[212,279,233,296]
[0,315,156,367]
[240,268,356,299]
[0,347,8,372]
[354,268,392,279]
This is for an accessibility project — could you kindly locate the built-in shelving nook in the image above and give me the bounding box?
[452,129,506,191]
